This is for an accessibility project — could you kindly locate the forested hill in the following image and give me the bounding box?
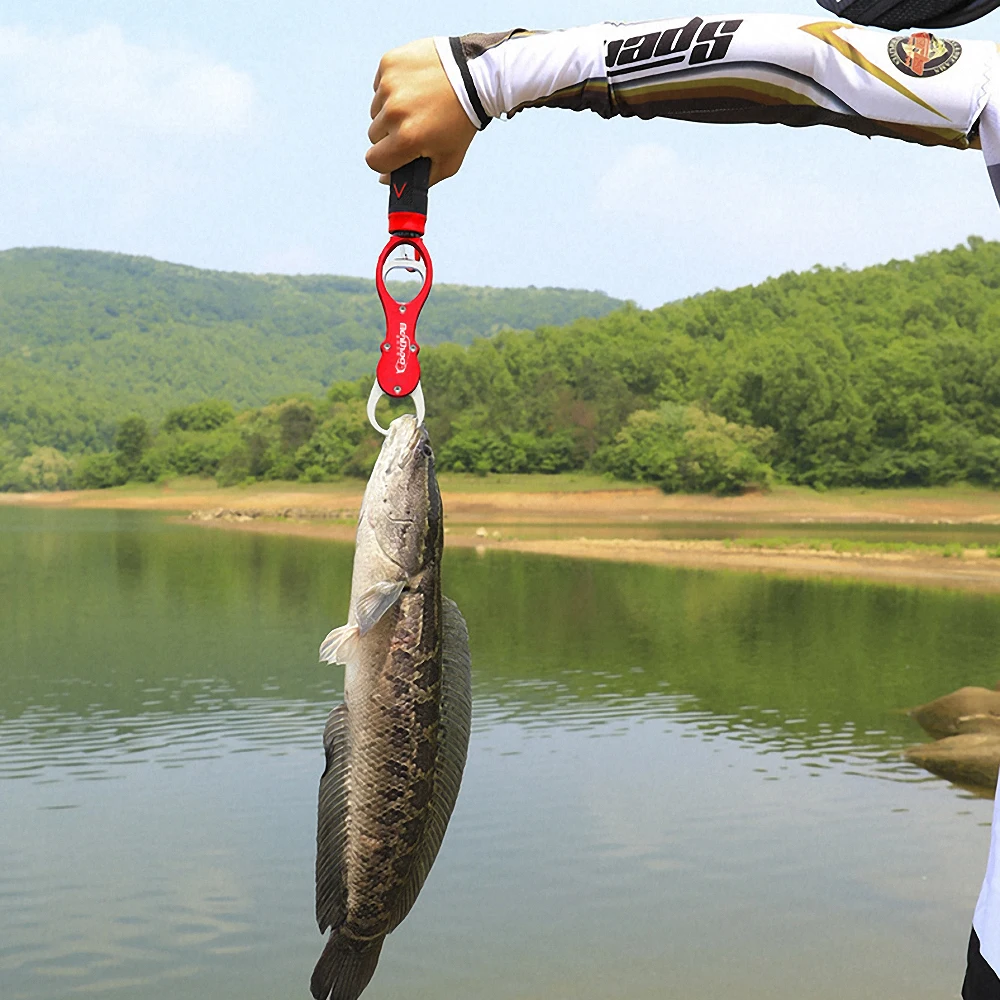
[6,238,1000,493]
[0,246,623,413]
[415,235,1000,490]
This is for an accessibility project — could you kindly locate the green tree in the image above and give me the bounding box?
[115,415,151,470]
[74,453,128,489]
[278,400,317,453]
[162,400,235,433]
[599,404,774,495]
[0,447,74,491]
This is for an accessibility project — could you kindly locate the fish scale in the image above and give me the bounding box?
[348,584,441,937]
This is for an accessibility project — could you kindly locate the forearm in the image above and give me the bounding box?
[436,15,997,150]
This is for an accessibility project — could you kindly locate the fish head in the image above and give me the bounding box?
[363,414,442,575]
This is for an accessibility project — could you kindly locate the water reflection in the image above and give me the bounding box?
[1,508,997,1000]
[5,508,1000,785]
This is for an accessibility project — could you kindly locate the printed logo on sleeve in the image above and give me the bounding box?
[887,33,961,78]
[605,17,743,74]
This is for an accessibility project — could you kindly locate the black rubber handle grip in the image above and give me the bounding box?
[389,158,430,221]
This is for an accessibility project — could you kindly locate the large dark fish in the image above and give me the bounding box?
[311,414,472,1000]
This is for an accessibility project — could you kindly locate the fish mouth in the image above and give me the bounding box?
[400,420,430,466]
[379,415,428,474]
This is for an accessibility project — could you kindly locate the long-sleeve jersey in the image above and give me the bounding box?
[434,14,1000,205]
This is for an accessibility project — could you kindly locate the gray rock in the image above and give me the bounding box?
[904,733,1000,792]
[909,686,1000,739]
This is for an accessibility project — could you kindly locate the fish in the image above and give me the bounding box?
[311,413,472,1000]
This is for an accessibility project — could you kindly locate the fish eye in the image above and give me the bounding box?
[420,443,434,458]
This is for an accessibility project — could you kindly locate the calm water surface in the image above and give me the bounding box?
[2,507,999,999]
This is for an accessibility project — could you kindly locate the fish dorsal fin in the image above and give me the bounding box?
[319,624,361,666]
[384,596,472,933]
[355,580,406,635]
[315,702,350,932]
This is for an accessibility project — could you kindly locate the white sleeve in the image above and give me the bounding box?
[974,773,1000,979]
[437,15,998,151]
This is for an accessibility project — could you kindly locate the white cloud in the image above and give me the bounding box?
[0,24,255,161]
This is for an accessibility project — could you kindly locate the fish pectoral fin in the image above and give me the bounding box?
[355,580,406,635]
[319,624,361,665]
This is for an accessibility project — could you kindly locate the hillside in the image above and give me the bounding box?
[0,247,624,415]
[5,238,1000,493]
[413,235,1000,490]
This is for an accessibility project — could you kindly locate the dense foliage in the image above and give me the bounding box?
[4,238,1000,493]
[418,236,1000,490]
[599,404,775,494]
[0,246,622,436]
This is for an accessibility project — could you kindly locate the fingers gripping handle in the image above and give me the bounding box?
[388,157,430,236]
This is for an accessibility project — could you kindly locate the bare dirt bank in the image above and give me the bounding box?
[181,513,1000,594]
[476,537,1000,592]
[4,481,1000,524]
[7,482,1000,591]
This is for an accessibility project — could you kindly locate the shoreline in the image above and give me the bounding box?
[4,479,1000,521]
[6,481,1000,592]
[182,515,1000,593]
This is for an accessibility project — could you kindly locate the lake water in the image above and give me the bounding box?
[2,507,999,999]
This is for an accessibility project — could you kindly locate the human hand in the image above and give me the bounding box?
[367,38,479,186]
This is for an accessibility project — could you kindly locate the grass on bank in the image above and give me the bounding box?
[722,536,1000,558]
[7,471,644,500]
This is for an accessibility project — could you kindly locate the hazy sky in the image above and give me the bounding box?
[1,0,998,307]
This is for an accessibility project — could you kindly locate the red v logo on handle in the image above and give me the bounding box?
[392,182,407,198]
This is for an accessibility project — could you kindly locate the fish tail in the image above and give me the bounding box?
[310,930,385,1000]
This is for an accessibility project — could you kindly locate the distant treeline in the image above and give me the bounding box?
[5,237,1000,494]
[0,246,622,422]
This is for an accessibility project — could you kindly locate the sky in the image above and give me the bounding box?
[0,0,999,308]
